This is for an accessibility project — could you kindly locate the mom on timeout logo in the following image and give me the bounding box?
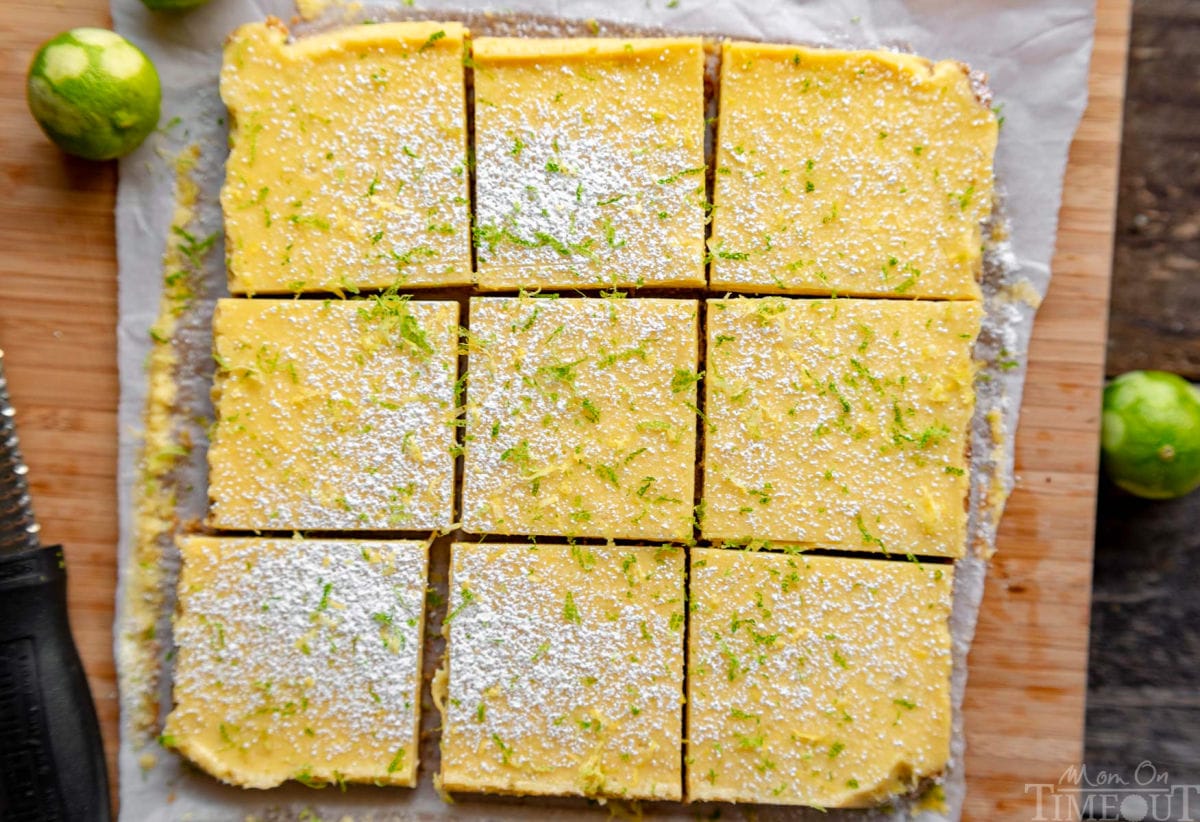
[1026,760,1200,821]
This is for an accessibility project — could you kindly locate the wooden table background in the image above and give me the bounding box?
[0,1,1130,818]
[1086,0,1200,789]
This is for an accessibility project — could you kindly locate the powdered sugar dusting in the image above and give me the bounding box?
[473,39,707,289]
[710,44,996,300]
[461,297,699,540]
[207,298,458,530]
[441,542,685,800]
[702,297,981,558]
[165,536,427,787]
[687,549,953,806]
[221,21,471,294]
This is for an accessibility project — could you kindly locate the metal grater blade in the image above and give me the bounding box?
[0,349,41,555]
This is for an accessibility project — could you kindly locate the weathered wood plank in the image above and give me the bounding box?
[1105,0,1200,379]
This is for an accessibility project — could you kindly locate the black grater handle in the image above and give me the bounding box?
[0,544,110,821]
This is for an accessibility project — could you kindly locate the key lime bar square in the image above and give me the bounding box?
[164,537,428,788]
[439,542,685,799]
[471,38,707,290]
[207,297,458,531]
[710,43,998,300]
[702,297,981,558]
[686,548,953,806]
[220,21,471,294]
[462,297,699,540]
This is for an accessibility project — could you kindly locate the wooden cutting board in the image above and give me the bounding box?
[0,1,1129,817]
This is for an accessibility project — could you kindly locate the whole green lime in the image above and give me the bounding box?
[140,0,212,10]
[26,28,161,161]
[1102,370,1200,499]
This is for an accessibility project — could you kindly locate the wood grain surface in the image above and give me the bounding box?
[962,2,1131,817]
[0,1,1129,818]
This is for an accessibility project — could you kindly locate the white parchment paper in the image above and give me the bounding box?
[112,1,1097,819]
